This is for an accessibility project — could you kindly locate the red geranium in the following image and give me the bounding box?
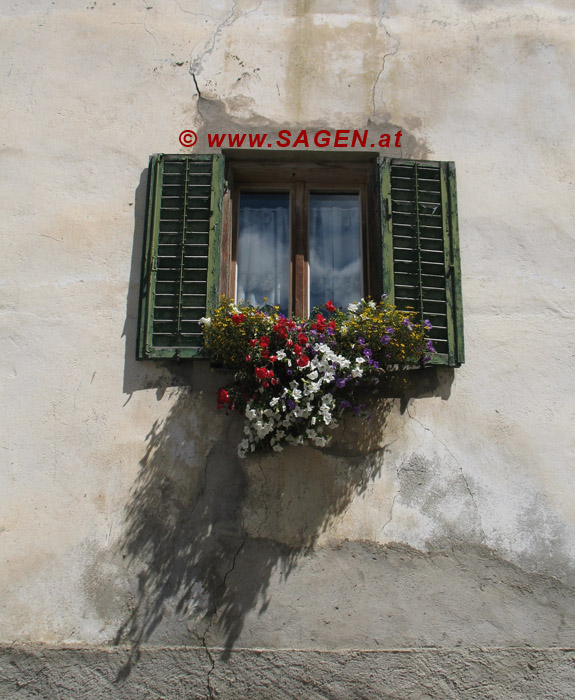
[311,313,326,332]
[217,388,231,409]
[259,336,270,348]
[293,344,302,356]
[273,323,288,339]
[325,300,336,312]
[298,333,308,345]
[231,313,245,325]
[297,355,310,367]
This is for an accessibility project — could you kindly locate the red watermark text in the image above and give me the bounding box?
[178,128,402,149]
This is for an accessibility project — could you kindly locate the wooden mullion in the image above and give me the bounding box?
[292,181,307,317]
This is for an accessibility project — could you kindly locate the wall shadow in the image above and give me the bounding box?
[113,375,392,674]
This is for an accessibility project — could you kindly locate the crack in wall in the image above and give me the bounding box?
[188,0,263,96]
[406,405,488,544]
[372,9,401,117]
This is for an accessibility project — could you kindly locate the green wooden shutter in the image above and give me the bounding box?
[381,158,464,366]
[137,153,224,359]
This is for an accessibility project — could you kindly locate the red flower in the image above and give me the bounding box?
[255,367,274,381]
[259,336,270,348]
[261,349,270,359]
[249,339,258,347]
[216,388,231,409]
[286,339,294,347]
[293,344,302,356]
[311,313,326,332]
[269,355,277,363]
[245,354,252,363]
[298,333,308,345]
[231,313,245,325]
[325,300,336,312]
[297,355,310,367]
[273,323,288,339]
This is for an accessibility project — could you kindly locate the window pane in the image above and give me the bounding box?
[237,192,290,315]
[309,193,362,311]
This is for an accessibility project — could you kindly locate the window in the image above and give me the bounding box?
[137,152,464,366]
[225,155,379,319]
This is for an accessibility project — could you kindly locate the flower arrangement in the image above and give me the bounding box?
[201,296,435,458]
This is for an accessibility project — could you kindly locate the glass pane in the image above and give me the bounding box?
[237,192,290,315]
[309,193,362,311]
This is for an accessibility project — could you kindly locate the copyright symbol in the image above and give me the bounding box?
[179,130,197,147]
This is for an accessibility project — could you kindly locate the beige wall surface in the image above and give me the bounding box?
[1,1,575,693]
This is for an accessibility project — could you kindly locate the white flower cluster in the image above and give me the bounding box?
[237,342,367,458]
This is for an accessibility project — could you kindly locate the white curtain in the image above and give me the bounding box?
[237,193,290,314]
[309,194,362,310]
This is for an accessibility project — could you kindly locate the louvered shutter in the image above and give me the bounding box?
[137,154,224,359]
[381,158,464,366]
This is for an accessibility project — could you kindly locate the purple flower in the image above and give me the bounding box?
[357,337,365,345]
[326,327,334,335]
[363,348,373,359]
[426,340,436,353]
[372,360,379,369]
[423,355,431,363]
[385,327,394,335]
[287,369,293,376]
[336,377,347,389]
[380,335,391,345]
[340,400,351,409]
[424,319,432,330]
[286,397,296,410]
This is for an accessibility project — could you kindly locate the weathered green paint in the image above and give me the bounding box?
[138,154,220,360]
[136,153,162,360]
[448,161,465,365]
[380,158,394,305]
[413,162,425,326]
[205,156,224,319]
[381,157,464,368]
[440,162,456,366]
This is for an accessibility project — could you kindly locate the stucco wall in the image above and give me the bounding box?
[1,0,575,697]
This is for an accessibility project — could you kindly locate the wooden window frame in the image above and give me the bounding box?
[220,153,381,318]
